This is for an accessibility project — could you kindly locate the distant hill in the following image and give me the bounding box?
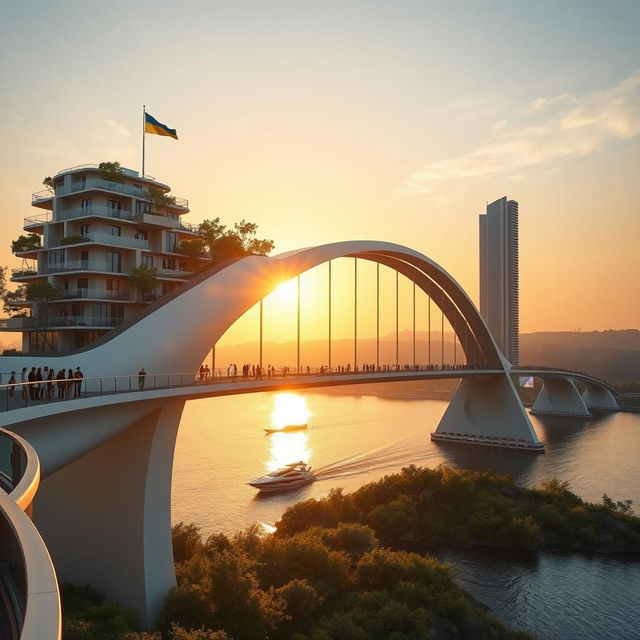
[520,330,640,384]
[215,329,639,386]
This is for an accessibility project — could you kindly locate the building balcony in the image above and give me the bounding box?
[10,268,39,281]
[47,315,124,329]
[156,268,192,279]
[58,288,131,301]
[0,317,36,330]
[33,177,188,210]
[54,232,149,251]
[57,204,137,223]
[44,260,125,275]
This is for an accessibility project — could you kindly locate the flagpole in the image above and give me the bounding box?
[142,104,146,177]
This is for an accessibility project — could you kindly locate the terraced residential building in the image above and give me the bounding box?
[2,164,210,352]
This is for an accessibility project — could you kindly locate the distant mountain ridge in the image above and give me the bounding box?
[520,330,640,384]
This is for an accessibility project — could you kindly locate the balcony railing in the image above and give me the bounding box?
[10,269,38,279]
[44,260,124,274]
[33,178,188,209]
[54,232,148,250]
[58,288,130,301]
[57,204,137,222]
[156,268,193,279]
[48,316,124,328]
[0,317,36,330]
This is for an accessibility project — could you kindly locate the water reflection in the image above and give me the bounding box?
[267,393,312,471]
[267,432,312,472]
[270,393,311,429]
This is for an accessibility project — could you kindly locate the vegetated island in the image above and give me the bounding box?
[62,466,639,640]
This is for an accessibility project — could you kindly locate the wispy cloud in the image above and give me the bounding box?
[15,114,24,122]
[406,71,640,193]
[106,119,130,138]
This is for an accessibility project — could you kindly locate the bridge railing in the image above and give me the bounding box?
[0,363,494,412]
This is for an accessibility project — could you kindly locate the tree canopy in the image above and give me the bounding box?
[197,218,274,264]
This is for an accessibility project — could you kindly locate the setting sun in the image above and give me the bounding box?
[270,278,298,306]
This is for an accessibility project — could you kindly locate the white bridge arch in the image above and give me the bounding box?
[0,241,619,629]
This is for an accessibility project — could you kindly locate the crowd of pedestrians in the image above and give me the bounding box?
[7,366,84,402]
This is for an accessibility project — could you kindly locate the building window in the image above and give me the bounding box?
[106,278,119,292]
[106,251,122,273]
[142,255,154,267]
[92,303,108,326]
[108,200,122,218]
[81,198,92,215]
[80,176,86,189]
[77,278,88,291]
[135,200,151,215]
[162,257,176,271]
[108,225,121,237]
[48,249,65,266]
[80,224,90,237]
[110,304,124,324]
[135,229,147,240]
[29,332,57,352]
[165,232,178,253]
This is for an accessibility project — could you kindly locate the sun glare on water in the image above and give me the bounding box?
[266,393,313,471]
[270,393,311,429]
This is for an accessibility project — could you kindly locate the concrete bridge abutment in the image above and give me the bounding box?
[580,380,619,411]
[431,373,544,451]
[530,377,591,418]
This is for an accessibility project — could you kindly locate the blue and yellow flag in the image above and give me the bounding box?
[144,112,178,139]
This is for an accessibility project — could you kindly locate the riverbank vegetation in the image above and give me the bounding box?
[277,465,640,553]
[61,466,639,639]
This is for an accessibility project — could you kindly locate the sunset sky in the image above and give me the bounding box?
[1,0,638,342]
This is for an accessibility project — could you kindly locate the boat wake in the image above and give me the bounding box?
[313,433,436,480]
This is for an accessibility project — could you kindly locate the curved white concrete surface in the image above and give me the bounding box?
[0,429,60,640]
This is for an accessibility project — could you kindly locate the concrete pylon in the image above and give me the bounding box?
[530,377,591,417]
[32,400,185,628]
[580,380,619,411]
[431,373,544,451]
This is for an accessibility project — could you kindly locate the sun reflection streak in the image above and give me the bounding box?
[267,432,312,472]
[270,393,311,429]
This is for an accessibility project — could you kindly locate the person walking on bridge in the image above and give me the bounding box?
[138,368,147,390]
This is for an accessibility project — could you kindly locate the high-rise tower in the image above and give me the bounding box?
[479,196,519,366]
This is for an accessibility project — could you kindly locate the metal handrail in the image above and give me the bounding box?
[0,365,497,413]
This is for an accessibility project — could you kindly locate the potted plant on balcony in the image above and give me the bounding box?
[98,161,125,183]
[11,234,41,254]
[146,187,176,213]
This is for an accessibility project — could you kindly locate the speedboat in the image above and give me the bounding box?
[264,423,308,434]
[248,462,315,492]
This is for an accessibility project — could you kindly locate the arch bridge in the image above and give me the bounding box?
[0,241,619,633]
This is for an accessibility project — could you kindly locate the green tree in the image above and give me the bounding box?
[147,187,177,211]
[2,284,28,318]
[197,218,274,264]
[25,281,63,350]
[42,176,55,192]
[129,264,159,302]
[11,233,41,254]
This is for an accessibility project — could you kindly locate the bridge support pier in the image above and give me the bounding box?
[431,374,544,451]
[531,377,591,417]
[32,399,185,628]
[580,380,619,411]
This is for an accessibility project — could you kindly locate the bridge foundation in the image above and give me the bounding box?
[431,374,544,451]
[32,399,185,628]
[530,377,591,417]
[580,380,619,411]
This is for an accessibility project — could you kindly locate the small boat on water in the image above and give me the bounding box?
[264,423,308,434]
[248,461,315,492]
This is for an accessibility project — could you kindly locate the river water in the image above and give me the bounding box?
[171,385,640,639]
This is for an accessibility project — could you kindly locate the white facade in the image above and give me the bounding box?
[479,196,520,366]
